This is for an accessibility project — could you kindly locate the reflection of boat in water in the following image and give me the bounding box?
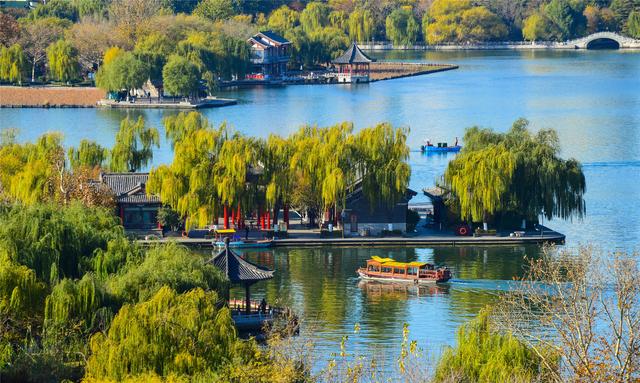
[357,256,452,284]
[357,280,449,297]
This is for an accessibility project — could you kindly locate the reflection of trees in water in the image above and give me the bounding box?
[219,245,544,336]
[431,245,541,281]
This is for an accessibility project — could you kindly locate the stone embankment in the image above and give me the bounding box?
[369,62,457,81]
[0,86,104,108]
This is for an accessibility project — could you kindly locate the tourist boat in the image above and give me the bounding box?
[357,256,452,284]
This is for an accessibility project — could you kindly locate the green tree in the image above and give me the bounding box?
[0,44,27,85]
[434,308,554,382]
[459,7,509,42]
[162,54,200,98]
[267,5,299,35]
[109,116,159,172]
[29,0,79,22]
[385,8,420,46]
[46,40,79,82]
[67,139,109,170]
[84,287,238,381]
[627,10,640,37]
[95,51,149,98]
[133,32,174,82]
[425,0,473,44]
[353,123,411,213]
[543,0,586,40]
[523,11,551,41]
[348,8,374,42]
[193,0,239,21]
[443,118,586,226]
[300,1,330,33]
[147,112,228,229]
[106,243,228,304]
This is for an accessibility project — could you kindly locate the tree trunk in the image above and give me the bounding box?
[31,60,36,83]
[284,205,290,229]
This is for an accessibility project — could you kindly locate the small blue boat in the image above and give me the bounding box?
[421,145,461,153]
[213,240,273,248]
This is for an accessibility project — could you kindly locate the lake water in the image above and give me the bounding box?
[1,49,639,371]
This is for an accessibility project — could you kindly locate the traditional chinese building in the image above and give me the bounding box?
[343,180,417,235]
[332,43,375,83]
[247,31,291,80]
[99,173,162,234]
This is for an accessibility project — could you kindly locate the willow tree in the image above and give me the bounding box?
[348,8,374,42]
[353,123,411,214]
[84,287,239,381]
[109,116,159,172]
[67,139,109,170]
[147,112,227,229]
[46,39,79,82]
[289,123,354,227]
[444,119,586,228]
[263,134,295,224]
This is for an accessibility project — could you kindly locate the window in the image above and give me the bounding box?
[394,268,405,274]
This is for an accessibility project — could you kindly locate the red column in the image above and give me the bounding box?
[267,211,271,230]
[236,203,242,229]
[260,208,265,230]
[224,205,229,229]
[284,205,289,229]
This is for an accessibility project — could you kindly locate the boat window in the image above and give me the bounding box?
[394,268,405,274]
[381,267,392,273]
[407,267,417,275]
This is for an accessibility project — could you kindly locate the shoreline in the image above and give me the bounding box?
[138,227,565,248]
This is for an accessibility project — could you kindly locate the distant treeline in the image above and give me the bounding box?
[1,0,639,87]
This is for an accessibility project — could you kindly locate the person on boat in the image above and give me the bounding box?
[245,225,249,240]
[454,137,459,146]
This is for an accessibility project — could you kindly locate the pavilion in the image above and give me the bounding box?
[208,238,274,314]
[332,42,375,83]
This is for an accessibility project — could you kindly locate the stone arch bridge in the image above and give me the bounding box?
[567,32,640,49]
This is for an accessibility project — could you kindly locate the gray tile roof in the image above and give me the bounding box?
[100,173,161,204]
[208,243,274,284]
[256,30,290,45]
[332,43,374,64]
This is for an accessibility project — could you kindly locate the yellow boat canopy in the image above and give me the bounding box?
[369,256,426,268]
[215,229,236,234]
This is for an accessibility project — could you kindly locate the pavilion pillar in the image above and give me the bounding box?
[231,207,236,227]
[245,283,252,314]
[237,203,242,229]
[260,208,265,230]
[224,205,229,229]
[267,211,271,230]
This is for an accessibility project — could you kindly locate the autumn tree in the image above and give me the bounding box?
[67,18,116,74]
[46,40,79,82]
[107,0,164,47]
[19,17,71,82]
[425,0,507,44]
[497,246,640,383]
[0,13,20,47]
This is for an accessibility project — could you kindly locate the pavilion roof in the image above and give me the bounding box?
[208,240,274,284]
[332,43,375,64]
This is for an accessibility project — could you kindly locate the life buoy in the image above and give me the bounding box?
[456,226,469,236]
